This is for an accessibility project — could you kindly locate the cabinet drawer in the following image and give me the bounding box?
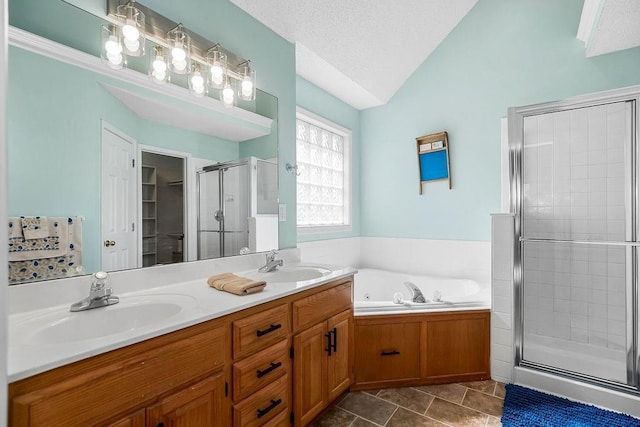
[292,281,352,332]
[233,304,289,359]
[354,322,421,385]
[12,324,226,427]
[233,339,289,401]
[233,375,289,427]
[261,409,290,427]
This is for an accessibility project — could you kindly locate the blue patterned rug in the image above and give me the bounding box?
[502,384,640,426]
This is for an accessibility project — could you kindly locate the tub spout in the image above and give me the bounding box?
[404,281,427,303]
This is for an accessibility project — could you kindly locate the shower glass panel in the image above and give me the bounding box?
[197,160,250,259]
[519,101,635,386]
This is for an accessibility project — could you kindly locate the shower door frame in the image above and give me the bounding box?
[196,158,251,259]
[509,85,640,395]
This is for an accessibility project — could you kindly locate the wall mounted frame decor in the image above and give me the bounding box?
[416,131,451,194]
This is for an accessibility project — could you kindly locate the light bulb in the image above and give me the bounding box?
[241,79,253,97]
[172,58,187,72]
[107,52,123,66]
[222,86,235,105]
[152,58,167,72]
[210,64,224,85]
[191,74,204,88]
[152,69,166,81]
[122,19,140,41]
[172,46,186,61]
[104,36,122,55]
[123,37,140,53]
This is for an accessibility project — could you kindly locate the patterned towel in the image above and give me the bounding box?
[8,217,83,284]
[20,216,49,240]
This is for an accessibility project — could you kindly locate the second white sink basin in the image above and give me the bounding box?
[17,294,196,345]
[243,266,332,283]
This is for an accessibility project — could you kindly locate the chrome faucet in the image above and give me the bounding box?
[259,249,283,272]
[70,271,119,312]
[404,281,427,303]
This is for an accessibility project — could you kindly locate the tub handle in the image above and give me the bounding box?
[380,350,400,356]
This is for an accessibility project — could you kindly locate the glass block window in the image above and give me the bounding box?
[296,109,351,230]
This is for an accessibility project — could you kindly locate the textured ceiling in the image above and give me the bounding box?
[582,0,640,57]
[231,0,478,110]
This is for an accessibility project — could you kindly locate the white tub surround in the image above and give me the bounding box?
[8,251,356,382]
[491,214,515,384]
[354,268,490,316]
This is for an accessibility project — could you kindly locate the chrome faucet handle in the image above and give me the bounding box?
[266,249,278,262]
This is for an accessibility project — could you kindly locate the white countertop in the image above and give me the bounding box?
[8,264,357,382]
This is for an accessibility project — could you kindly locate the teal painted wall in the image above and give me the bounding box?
[9,0,297,249]
[7,46,240,273]
[360,0,640,242]
[295,76,361,242]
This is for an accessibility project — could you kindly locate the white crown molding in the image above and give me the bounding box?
[8,26,273,140]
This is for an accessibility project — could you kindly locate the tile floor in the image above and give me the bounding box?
[311,380,505,427]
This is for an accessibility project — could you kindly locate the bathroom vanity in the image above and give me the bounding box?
[7,269,355,426]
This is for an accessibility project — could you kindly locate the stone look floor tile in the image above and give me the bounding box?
[460,380,496,395]
[415,383,468,404]
[337,392,397,425]
[386,407,448,427]
[426,397,488,427]
[350,417,379,426]
[494,382,506,399]
[487,415,503,426]
[462,389,504,418]
[377,387,434,414]
[309,406,356,427]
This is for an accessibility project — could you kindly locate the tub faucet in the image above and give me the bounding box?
[404,281,427,303]
[70,271,119,312]
[259,249,283,273]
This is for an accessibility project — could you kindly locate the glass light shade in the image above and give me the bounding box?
[239,65,256,101]
[221,78,236,108]
[189,63,207,98]
[101,24,125,70]
[206,48,227,89]
[166,24,191,75]
[149,45,169,84]
[117,2,145,57]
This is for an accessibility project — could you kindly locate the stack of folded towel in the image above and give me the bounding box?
[207,273,266,296]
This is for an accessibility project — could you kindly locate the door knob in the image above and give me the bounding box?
[104,240,116,247]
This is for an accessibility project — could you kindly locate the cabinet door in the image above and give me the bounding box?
[106,409,145,427]
[293,322,327,426]
[146,373,226,427]
[326,310,352,402]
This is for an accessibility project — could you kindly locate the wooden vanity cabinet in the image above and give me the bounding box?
[8,276,356,427]
[292,280,353,426]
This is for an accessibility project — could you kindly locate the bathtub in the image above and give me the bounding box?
[354,268,491,315]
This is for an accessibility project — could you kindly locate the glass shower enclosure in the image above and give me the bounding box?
[510,88,640,394]
[197,157,277,259]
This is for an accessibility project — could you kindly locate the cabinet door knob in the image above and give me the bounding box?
[104,240,116,247]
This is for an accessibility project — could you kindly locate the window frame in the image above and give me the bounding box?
[295,106,352,235]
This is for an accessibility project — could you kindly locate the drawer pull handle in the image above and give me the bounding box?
[157,423,164,427]
[256,323,282,337]
[257,361,282,378]
[381,350,401,356]
[331,327,337,352]
[257,398,282,419]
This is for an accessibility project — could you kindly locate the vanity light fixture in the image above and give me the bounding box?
[117,0,145,56]
[101,24,125,69]
[189,62,207,97]
[104,0,257,106]
[239,61,256,101]
[149,45,169,84]
[206,46,227,89]
[166,24,190,75]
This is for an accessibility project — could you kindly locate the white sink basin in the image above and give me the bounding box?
[243,266,332,283]
[16,294,196,345]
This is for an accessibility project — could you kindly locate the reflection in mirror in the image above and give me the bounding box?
[7,39,278,285]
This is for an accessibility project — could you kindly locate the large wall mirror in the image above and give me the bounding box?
[7,35,279,285]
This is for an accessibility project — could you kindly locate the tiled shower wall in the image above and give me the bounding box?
[521,102,631,351]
